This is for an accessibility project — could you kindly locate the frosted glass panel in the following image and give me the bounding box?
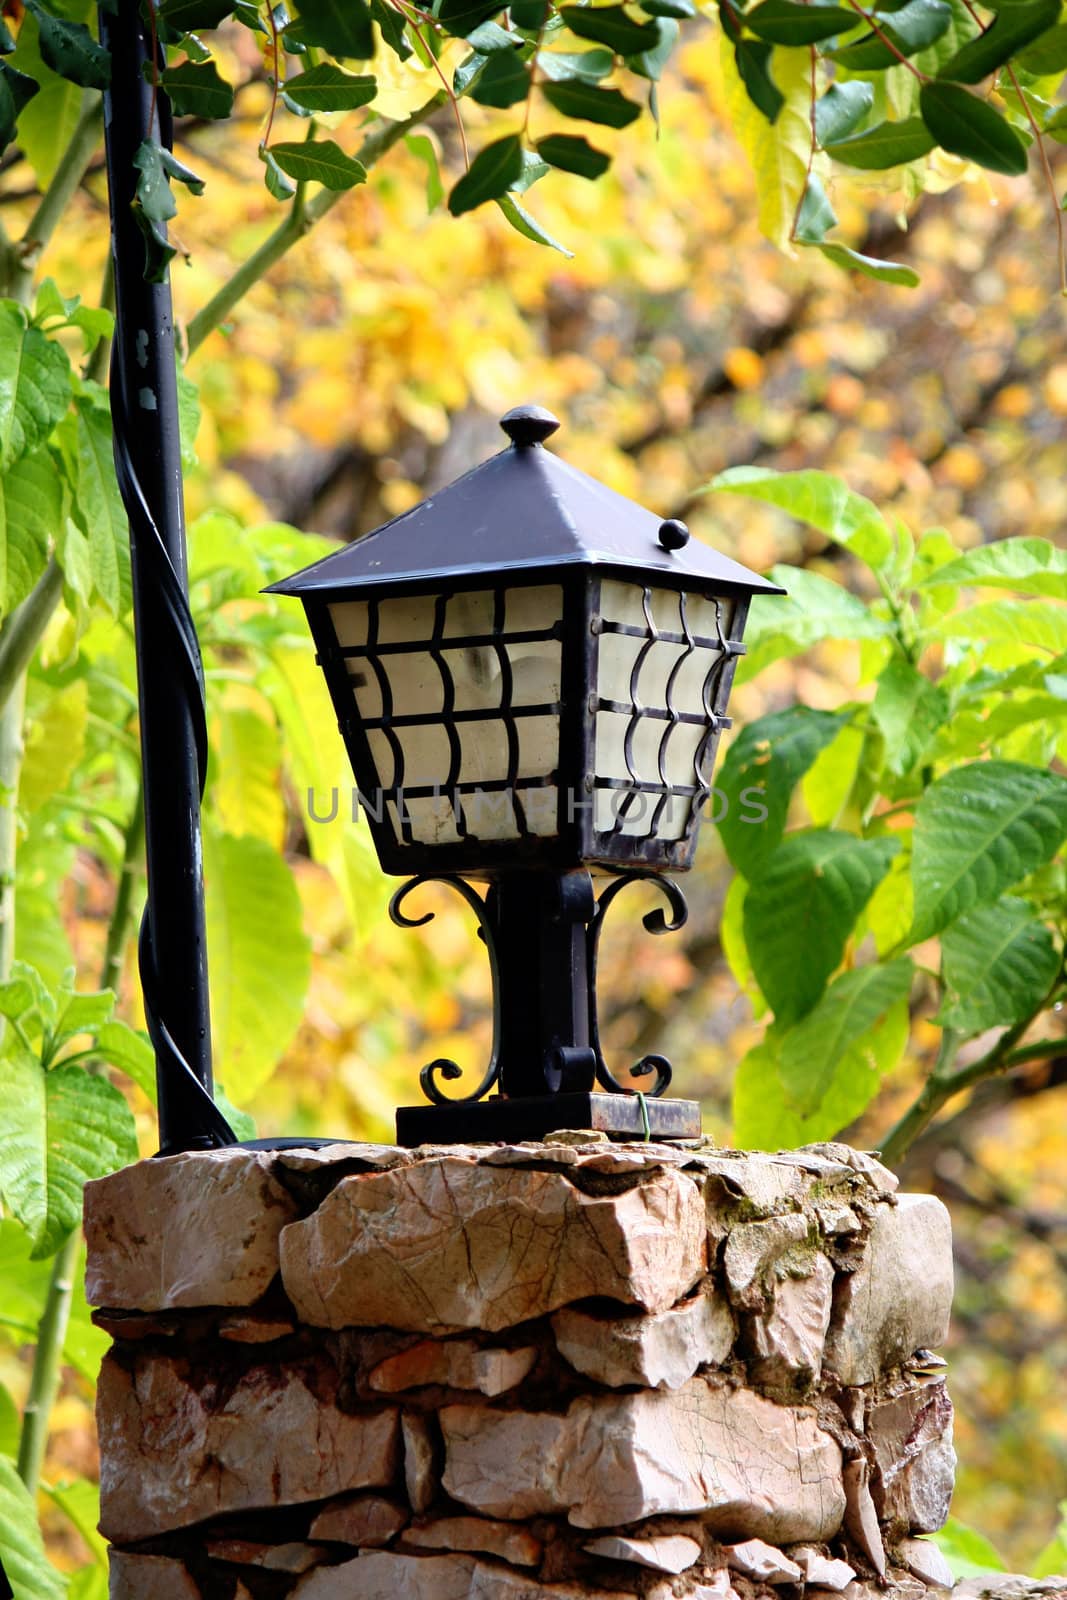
[593,580,734,846]
[327,585,564,847]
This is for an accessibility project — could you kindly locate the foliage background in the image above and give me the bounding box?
[0,5,1065,1592]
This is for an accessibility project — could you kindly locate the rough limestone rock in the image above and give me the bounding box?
[109,1552,202,1599]
[440,1380,844,1538]
[369,1339,537,1396]
[584,1533,703,1573]
[955,1579,1067,1600]
[98,1354,399,1541]
[204,1541,327,1572]
[723,1215,812,1310]
[750,1254,835,1390]
[403,1515,542,1566]
[898,1537,956,1588]
[84,1148,298,1311]
[824,1196,953,1385]
[725,1539,803,1583]
[402,1411,438,1514]
[552,1290,735,1390]
[868,1382,956,1534]
[280,1158,707,1333]
[291,1553,635,1599]
[309,1495,408,1547]
[844,1458,888,1579]
[792,1548,857,1590]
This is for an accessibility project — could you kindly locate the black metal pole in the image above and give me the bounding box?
[100,1,233,1153]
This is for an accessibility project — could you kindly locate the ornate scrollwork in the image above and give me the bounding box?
[389,875,503,1107]
[587,870,688,1098]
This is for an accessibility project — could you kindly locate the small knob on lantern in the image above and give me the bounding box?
[500,404,561,448]
[658,518,690,552]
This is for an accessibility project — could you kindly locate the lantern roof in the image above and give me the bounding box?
[266,405,786,599]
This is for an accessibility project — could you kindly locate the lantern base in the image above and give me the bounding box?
[395,1091,701,1146]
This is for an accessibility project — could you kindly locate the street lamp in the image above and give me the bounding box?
[270,406,783,1144]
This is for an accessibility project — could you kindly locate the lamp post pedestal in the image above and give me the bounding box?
[390,865,702,1145]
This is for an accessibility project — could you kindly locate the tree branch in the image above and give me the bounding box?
[186,93,445,359]
[4,95,104,307]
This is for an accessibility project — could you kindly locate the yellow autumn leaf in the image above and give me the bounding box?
[718,40,811,255]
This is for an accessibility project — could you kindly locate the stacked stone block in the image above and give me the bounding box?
[83,1137,957,1600]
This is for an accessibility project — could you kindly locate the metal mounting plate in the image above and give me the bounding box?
[395,1091,701,1145]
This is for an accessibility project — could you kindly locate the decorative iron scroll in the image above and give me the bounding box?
[389,875,503,1106]
[390,868,689,1108]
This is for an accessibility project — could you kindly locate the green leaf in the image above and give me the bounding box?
[717,706,849,879]
[708,465,894,566]
[270,137,367,188]
[0,448,64,616]
[814,79,874,144]
[743,830,900,1024]
[937,0,1059,80]
[68,392,129,617]
[746,0,859,42]
[812,242,921,285]
[1020,19,1067,70]
[919,79,1028,172]
[730,35,783,120]
[872,657,948,776]
[639,0,695,15]
[438,0,503,36]
[8,13,83,187]
[290,0,375,53]
[794,172,837,241]
[472,49,529,104]
[934,598,1067,656]
[910,761,1067,942]
[204,829,311,1101]
[937,898,1060,1035]
[52,984,116,1053]
[628,15,677,79]
[448,133,525,213]
[26,1,110,88]
[21,679,88,814]
[778,957,914,1113]
[511,0,548,24]
[453,49,488,93]
[133,139,177,228]
[0,302,72,472]
[536,130,611,175]
[405,131,444,209]
[372,0,413,57]
[0,1049,137,1258]
[213,706,285,844]
[495,193,575,254]
[540,78,641,124]
[214,1084,257,1141]
[159,58,235,116]
[0,1456,67,1600]
[92,1020,156,1101]
[512,146,551,189]
[1031,1503,1067,1582]
[559,4,661,50]
[919,537,1067,597]
[0,62,40,155]
[733,994,908,1147]
[832,0,952,65]
[537,46,615,78]
[42,1478,107,1569]
[283,63,377,109]
[158,0,234,26]
[261,145,298,199]
[467,19,522,49]
[0,1219,104,1379]
[826,113,935,166]
[931,1520,1007,1580]
[738,566,893,682]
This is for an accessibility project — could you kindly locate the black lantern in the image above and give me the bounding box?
[269,406,784,1145]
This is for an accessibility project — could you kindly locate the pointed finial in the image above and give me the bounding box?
[500,404,561,448]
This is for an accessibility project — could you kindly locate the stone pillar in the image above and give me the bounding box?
[84,1137,957,1600]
